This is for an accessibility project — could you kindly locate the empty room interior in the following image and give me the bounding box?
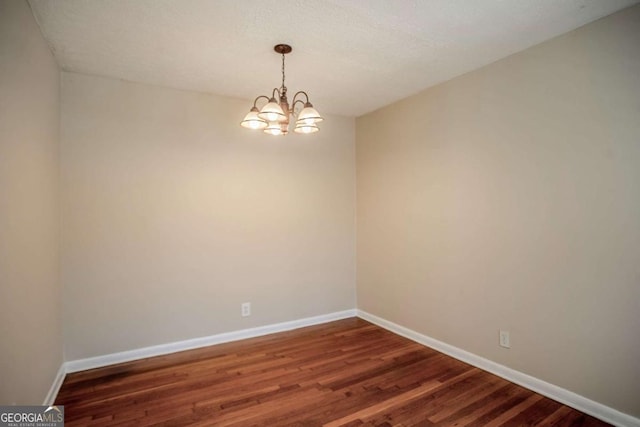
[1,0,639,425]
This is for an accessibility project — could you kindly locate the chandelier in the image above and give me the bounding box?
[241,44,323,135]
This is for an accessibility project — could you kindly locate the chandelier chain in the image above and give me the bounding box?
[281,53,286,91]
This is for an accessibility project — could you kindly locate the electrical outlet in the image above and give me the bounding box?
[241,302,251,317]
[499,330,510,348]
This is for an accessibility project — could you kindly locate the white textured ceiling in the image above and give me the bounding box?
[29,0,638,117]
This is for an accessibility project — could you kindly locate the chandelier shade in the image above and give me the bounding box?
[257,98,287,123]
[241,44,323,136]
[296,103,323,125]
[264,122,289,136]
[294,123,319,134]
[240,106,268,129]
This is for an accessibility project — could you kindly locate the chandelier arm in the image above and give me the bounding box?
[290,99,307,116]
[252,95,271,108]
[292,91,310,105]
[271,88,282,100]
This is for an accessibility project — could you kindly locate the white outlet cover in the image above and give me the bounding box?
[499,330,510,348]
[241,302,251,317]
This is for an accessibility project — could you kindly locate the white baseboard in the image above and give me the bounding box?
[65,309,357,373]
[43,363,66,405]
[357,309,639,427]
[48,308,638,427]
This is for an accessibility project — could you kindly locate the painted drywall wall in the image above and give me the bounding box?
[0,0,62,404]
[60,72,355,360]
[356,5,640,418]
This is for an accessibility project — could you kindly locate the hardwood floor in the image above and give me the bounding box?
[55,318,610,426]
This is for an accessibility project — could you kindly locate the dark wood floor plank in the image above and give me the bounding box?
[55,318,611,426]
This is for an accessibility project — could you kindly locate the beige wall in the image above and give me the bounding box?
[61,72,356,360]
[3,0,636,416]
[0,0,62,405]
[357,5,640,418]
